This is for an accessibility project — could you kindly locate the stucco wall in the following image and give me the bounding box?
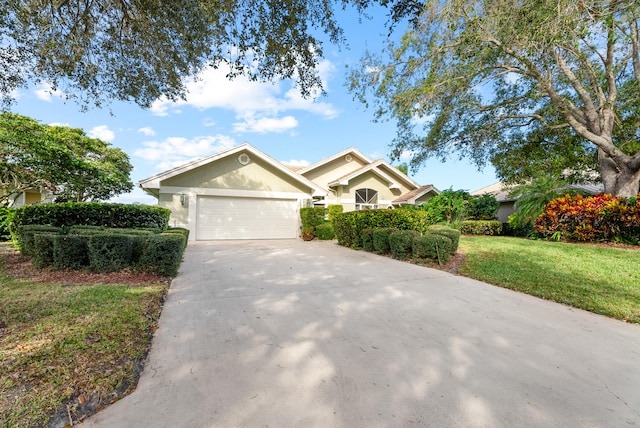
[301,157,368,189]
[342,172,406,204]
[159,193,189,227]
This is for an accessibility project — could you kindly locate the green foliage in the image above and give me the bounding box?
[314,223,335,240]
[350,0,640,197]
[460,220,503,236]
[138,233,187,277]
[372,228,396,254]
[32,233,58,268]
[17,225,62,256]
[300,207,327,229]
[162,227,190,248]
[468,194,499,220]
[428,225,461,253]
[11,202,170,230]
[361,229,374,252]
[389,230,418,260]
[412,234,454,264]
[53,235,90,270]
[421,190,471,225]
[88,234,133,273]
[327,204,343,223]
[508,173,588,228]
[0,207,13,240]
[505,216,534,237]
[333,209,435,247]
[2,0,348,107]
[0,113,133,205]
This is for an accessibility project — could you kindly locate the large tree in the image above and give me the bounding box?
[0,0,359,108]
[0,112,133,205]
[350,0,640,196]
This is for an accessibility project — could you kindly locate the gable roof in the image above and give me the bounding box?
[393,185,440,204]
[297,147,371,176]
[327,158,421,189]
[471,181,604,202]
[139,143,326,197]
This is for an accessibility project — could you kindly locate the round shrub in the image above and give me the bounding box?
[428,225,461,253]
[389,230,419,260]
[372,228,396,254]
[361,229,374,252]
[459,220,503,236]
[412,233,454,264]
[315,223,335,240]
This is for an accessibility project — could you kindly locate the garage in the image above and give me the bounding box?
[196,196,299,240]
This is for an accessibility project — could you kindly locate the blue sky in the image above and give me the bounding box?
[7,6,497,205]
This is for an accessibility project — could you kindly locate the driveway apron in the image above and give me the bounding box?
[84,240,640,427]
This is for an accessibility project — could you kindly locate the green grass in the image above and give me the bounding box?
[0,267,168,427]
[458,236,640,323]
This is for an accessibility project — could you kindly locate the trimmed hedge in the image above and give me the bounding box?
[32,233,58,268]
[389,230,419,260]
[11,202,170,231]
[138,233,187,277]
[315,223,335,240]
[18,225,63,256]
[333,209,435,247]
[88,234,133,273]
[460,220,503,236]
[372,228,396,254]
[428,225,461,253]
[53,235,90,270]
[412,234,454,264]
[361,229,374,252]
[327,204,343,222]
[0,207,13,241]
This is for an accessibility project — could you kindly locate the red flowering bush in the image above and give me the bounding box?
[535,194,640,243]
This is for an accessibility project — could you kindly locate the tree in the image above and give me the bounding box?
[0,0,361,108]
[395,162,409,175]
[0,112,133,205]
[421,189,471,225]
[350,0,640,197]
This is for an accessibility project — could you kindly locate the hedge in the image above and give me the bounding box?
[0,207,13,241]
[32,233,58,268]
[428,225,461,253]
[18,225,63,256]
[459,220,503,236]
[327,204,343,222]
[361,229,374,252]
[88,234,133,273]
[412,234,454,264]
[389,230,419,260]
[53,235,90,270]
[333,209,435,247]
[372,228,396,254]
[11,202,170,231]
[138,233,187,277]
[315,223,335,240]
[300,207,327,229]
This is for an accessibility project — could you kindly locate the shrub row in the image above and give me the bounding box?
[535,194,640,243]
[359,226,460,264]
[300,206,338,240]
[11,202,171,232]
[460,220,503,236]
[333,209,437,248]
[24,226,188,277]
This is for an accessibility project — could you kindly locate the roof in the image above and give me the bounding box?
[393,185,440,204]
[139,143,326,197]
[297,147,371,175]
[327,159,421,189]
[471,181,605,202]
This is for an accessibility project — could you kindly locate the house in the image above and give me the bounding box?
[1,189,53,208]
[139,143,440,240]
[471,181,604,222]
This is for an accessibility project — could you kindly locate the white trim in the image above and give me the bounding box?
[161,186,311,200]
[328,159,419,190]
[298,147,372,175]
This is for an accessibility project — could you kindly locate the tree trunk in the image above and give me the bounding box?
[599,149,640,197]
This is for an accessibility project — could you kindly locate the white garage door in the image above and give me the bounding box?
[196,196,298,240]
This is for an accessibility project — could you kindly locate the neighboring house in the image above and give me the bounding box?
[139,143,440,240]
[1,189,53,208]
[472,181,604,223]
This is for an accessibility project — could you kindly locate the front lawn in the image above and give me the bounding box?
[0,249,169,427]
[457,236,640,323]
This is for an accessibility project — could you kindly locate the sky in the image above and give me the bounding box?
[7,6,498,205]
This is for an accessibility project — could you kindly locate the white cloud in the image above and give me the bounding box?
[34,83,64,102]
[49,122,70,128]
[233,115,298,134]
[148,61,339,133]
[399,150,416,161]
[133,134,237,171]
[88,125,115,142]
[202,117,216,127]
[137,127,156,136]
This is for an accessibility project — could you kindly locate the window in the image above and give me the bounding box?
[355,188,378,210]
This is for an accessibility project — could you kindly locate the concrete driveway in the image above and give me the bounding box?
[84,240,640,427]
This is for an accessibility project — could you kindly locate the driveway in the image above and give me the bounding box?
[84,240,640,427]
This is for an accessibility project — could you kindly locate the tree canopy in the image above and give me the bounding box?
[0,112,133,206]
[0,0,360,108]
[350,0,640,196]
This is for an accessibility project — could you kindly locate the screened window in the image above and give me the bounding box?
[355,188,378,210]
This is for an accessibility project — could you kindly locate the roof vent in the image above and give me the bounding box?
[238,153,251,165]
[345,154,353,162]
